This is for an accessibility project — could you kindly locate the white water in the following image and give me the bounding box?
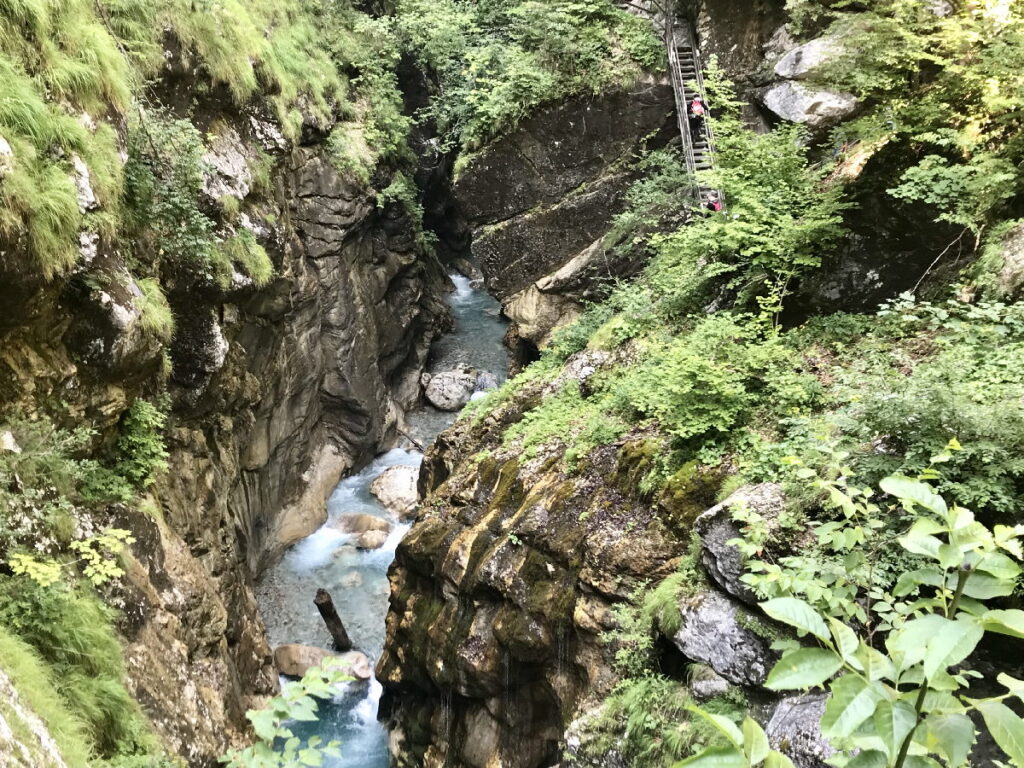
[256,272,509,767]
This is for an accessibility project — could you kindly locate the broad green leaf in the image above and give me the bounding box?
[764,752,796,768]
[880,476,947,516]
[827,617,860,664]
[843,750,888,768]
[898,519,945,560]
[903,757,943,768]
[975,552,1020,581]
[760,597,830,641]
[983,610,1024,640]
[872,699,917,760]
[247,709,280,742]
[887,615,947,668]
[766,648,842,691]
[821,674,885,739]
[893,567,944,596]
[998,672,1024,700]
[742,717,770,765]
[960,572,1016,600]
[978,700,1024,765]
[923,712,975,767]
[855,643,897,682]
[688,707,743,749]
[921,617,984,681]
[674,746,748,768]
[298,747,324,766]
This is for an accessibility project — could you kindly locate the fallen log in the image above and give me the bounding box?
[314,588,353,652]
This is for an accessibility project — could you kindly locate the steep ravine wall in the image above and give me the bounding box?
[0,89,451,766]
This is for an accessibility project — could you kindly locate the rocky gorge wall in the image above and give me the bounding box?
[0,71,451,765]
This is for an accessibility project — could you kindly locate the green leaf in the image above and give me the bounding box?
[893,567,944,596]
[843,750,888,768]
[247,709,280,742]
[978,700,1024,765]
[688,708,744,750]
[764,752,796,768]
[903,757,943,768]
[674,746,748,768]
[898,519,945,560]
[998,672,1024,700]
[828,617,860,664]
[821,674,885,739]
[921,617,984,681]
[742,717,770,765]
[760,597,830,641]
[880,475,947,516]
[766,648,843,691]
[975,552,1021,581]
[960,572,1016,600]
[923,712,975,767]
[872,699,917,760]
[983,610,1024,639]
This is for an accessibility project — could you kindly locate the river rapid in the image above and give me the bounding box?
[256,273,509,767]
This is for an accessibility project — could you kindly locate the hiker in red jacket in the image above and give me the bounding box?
[705,193,722,212]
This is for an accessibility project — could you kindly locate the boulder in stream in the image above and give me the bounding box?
[422,369,478,410]
[356,529,390,550]
[333,513,392,535]
[369,465,420,520]
[273,644,373,680]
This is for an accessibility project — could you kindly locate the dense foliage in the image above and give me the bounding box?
[391,0,662,150]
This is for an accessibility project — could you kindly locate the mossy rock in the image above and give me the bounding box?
[658,461,727,534]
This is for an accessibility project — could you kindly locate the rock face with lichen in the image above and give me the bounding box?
[379,351,717,768]
[0,58,450,768]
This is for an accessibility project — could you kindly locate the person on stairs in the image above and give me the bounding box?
[705,193,722,213]
[689,96,707,141]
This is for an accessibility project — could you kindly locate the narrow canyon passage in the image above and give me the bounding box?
[256,271,509,767]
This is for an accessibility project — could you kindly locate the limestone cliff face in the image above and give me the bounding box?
[378,353,700,767]
[0,93,450,767]
[451,78,676,352]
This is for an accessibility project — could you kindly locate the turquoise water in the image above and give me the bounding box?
[256,273,508,767]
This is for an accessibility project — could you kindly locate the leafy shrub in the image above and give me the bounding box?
[394,0,662,150]
[114,400,169,490]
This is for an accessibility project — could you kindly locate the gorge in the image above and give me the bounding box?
[3,1,1024,768]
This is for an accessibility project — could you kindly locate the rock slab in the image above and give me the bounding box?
[273,644,373,680]
[370,465,421,519]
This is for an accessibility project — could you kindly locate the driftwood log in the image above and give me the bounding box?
[314,588,353,652]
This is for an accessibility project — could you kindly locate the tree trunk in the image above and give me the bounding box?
[314,588,353,652]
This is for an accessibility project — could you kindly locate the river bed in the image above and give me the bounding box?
[255,272,508,767]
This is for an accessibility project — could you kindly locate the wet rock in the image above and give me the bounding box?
[0,431,21,454]
[0,134,12,178]
[334,514,392,535]
[689,664,733,701]
[357,529,390,550]
[273,645,372,680]
[766,694,835,768]
[774,37,844,80]
[671,590,774,686]
[339,570,363,588]
[422,370,478,411]
[475,371,499,392]
[762,81,858,130]
[71,154,97,213]
[203,126,252,202]
[370,465,420,519]
[696,483,784,605]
